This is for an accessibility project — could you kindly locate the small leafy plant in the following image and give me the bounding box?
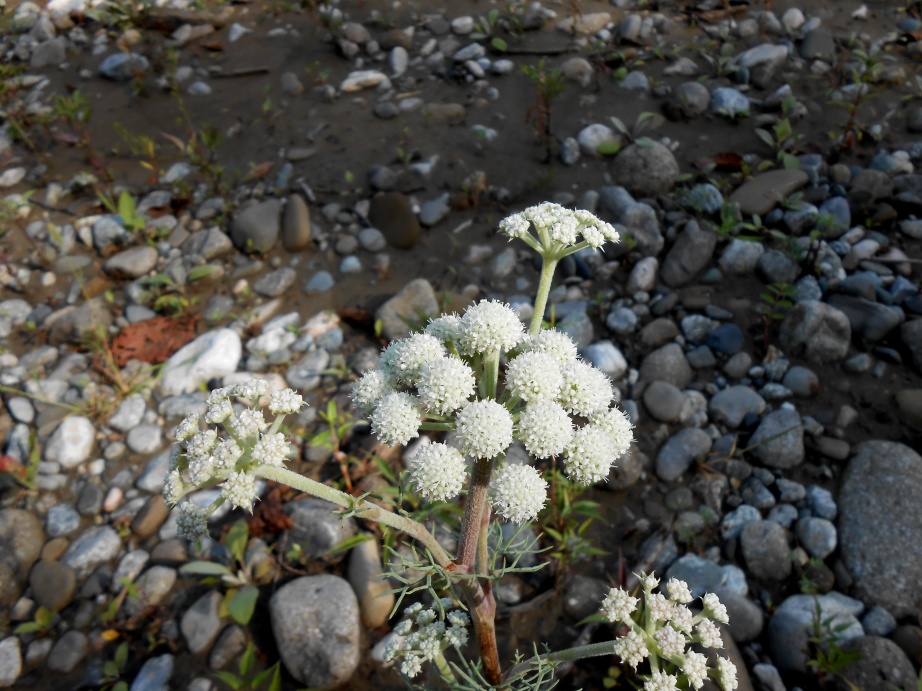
[212,641,283,691]
[806,598,862,686]
[521,60,567,162]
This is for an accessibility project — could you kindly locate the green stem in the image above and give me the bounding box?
[503,639,620,683]
[433,651,456,683]
[530,258,558,335]
[253,465,451,567]
[419,422,455,432]
[483,349,500,400]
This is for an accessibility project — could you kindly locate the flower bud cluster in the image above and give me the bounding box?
[498,202,620,253]
[352,294,633,523]
[601,574,738,691]
[383,600,471,679]
[164,380,305,542]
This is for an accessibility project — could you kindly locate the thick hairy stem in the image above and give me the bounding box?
[456,457,493,569]
[460,577,501,685]
[503,639,618,683]
[530,258,558,335]
[254,465,451,567]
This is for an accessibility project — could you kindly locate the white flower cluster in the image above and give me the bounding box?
[498,203,620,252]
[164,380,305,542]
[351,296,633,522]
[383,600,471,679]
[602,573,738,691]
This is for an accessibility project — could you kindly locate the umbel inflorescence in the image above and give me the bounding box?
[351,300,633,523]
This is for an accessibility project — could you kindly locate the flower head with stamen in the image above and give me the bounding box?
[644,671,679,691]
[411,443,468,502]
[204,400,233,425]
[417,357,475,415]
[516,400,573,458]
[590,407,634,459]
[252,432,289,467]
[601,587,638,624]
[489,463,547,524]
[714,657,738,691]
[558,361,614,416]
[702,593,729,624]
[667,578,694,604]
[394,333,447,385]
[233,379,270,401]
[227,409,266,440]
[683,651,709,690]
[172,415,200,443]
[696,618,723,649]
[351,370,395,417]
[221,470,258,511]
[458,300,524,355]
[519,329,578,365]
[614,629,649,670]
[456,400,514,460]
[370,392,421,447]
[213,438,243,471]
[505,351,563,403]
[268,388,303,415]
[176,502,209,542]
[564,426,617,485]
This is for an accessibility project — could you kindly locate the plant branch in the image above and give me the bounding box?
[503,639,618,683]
[530,258,558,335]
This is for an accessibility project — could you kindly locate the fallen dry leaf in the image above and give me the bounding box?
[109,315,198,367]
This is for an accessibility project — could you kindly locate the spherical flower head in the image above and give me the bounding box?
[558,361,614,416]
[252,432,289,467]
[447,611,469,627]
[383,636,404,662]
[702,593,729,624]
[696,618,723,649]
[213,438,243,471]
[411,442,468,502]
[221,470,258,511]
[172,415,201,443]
[516,400,573,458]
[715,657,738,691]
[417,357,475,414]
[204,400,233,425]
[574,209,620,248]
[370,392,421,447]
[400,654,422,679]
[667,578,694,604]
[176,502,209,542]
[445,625,468,647]
[425,313,462,344]
[524,202,580,245]
[269,388,304,415]
[644,671,679,691]
[489,463,547,524]
[456,400,514,459]
[394,333,447,385]
[377,341,403,383]
[590,407,634,459]
[682,651,709,690]
[669,604,694,634]
[458,300,524,355]
[227,408,267,441]
[614,629,649,670]
[655,625,686,658]
[416,608,437,627]
[505,351,563,403]
[394,619,413,636]
[520,329,578,365]
[163,469,186,506]
[601,587,638,624]
[232,379,270,401]
[499,211,532,241]
[564,425,617,485]
[351,370,395,417]
[647,593,674,624]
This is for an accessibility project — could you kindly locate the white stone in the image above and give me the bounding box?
[339,70,391,92]
[159,329,242,396]
[584,341,628,380]
[0,636,22,687]
[45,416,96,469]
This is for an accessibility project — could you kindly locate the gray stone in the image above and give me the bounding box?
[675,81,710,119]
[839,441,922,617]
[253,268,296,298]
[656,428,712,481]
[749,408,804,468]
[368,192,420,250]
[209,624,247,670]
[605,307,638,335]
[181,228,233,260]
[92,216,132,255]
[729,169,809,216]
[896,389,922,429]
[281,498,357,560]
[103,245,158,279]
[126,424,163,455]
[643,381,685,422]
[125,566,176,616]
[136,451,171,494]
[625,257,658,294]
[45,416,95,469]
[419,193,450,227]
[737,43,788,70]
[660,221,716,288]
[99,53,149,81]
[679,183,723,215]
[665,553,726,597]
[563,576,610,621]
[757,249,801,284]
[109,394,146,432]
[902,320,922,373]
[800,28,835,61]
[30,37,66,68]
[827,294,904,344]
[619,71,650,92]
[861,606,897,637]
[751,663,785,691]
[779,300,851,363]
[112,550,150,593]
[560,57,594,87]
[782,365,819,397]
[29,560,76,611]
[270,575,360,689]
[61,525,122,578]
[557,311,593,350]
[719,239,765,275]
[47,297,113,346]
[375,278,439,341]
[715,590,764,643]
[46,503,81,537]
[130,654,174,691]
[304,271,334,293]
[47,630,89,673]
[230,200,281,253]
[721,504,762,542]
[806,486,837,520]
[0,637,22,687]
[849,169,893,207]
[708,386,766,429]
[181,590,223,655]
[741,520,791,580]
[578,124,620,157]
[796,517,837,559]
[282,195,312,251]
[711,87,750,117]
[832,636,917,691]
[358,228,386,252]
[286,349,330,393]
[611,141,680,196]
[639,343,693,388]
[160,329,242,396]
[6,397,34,424]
